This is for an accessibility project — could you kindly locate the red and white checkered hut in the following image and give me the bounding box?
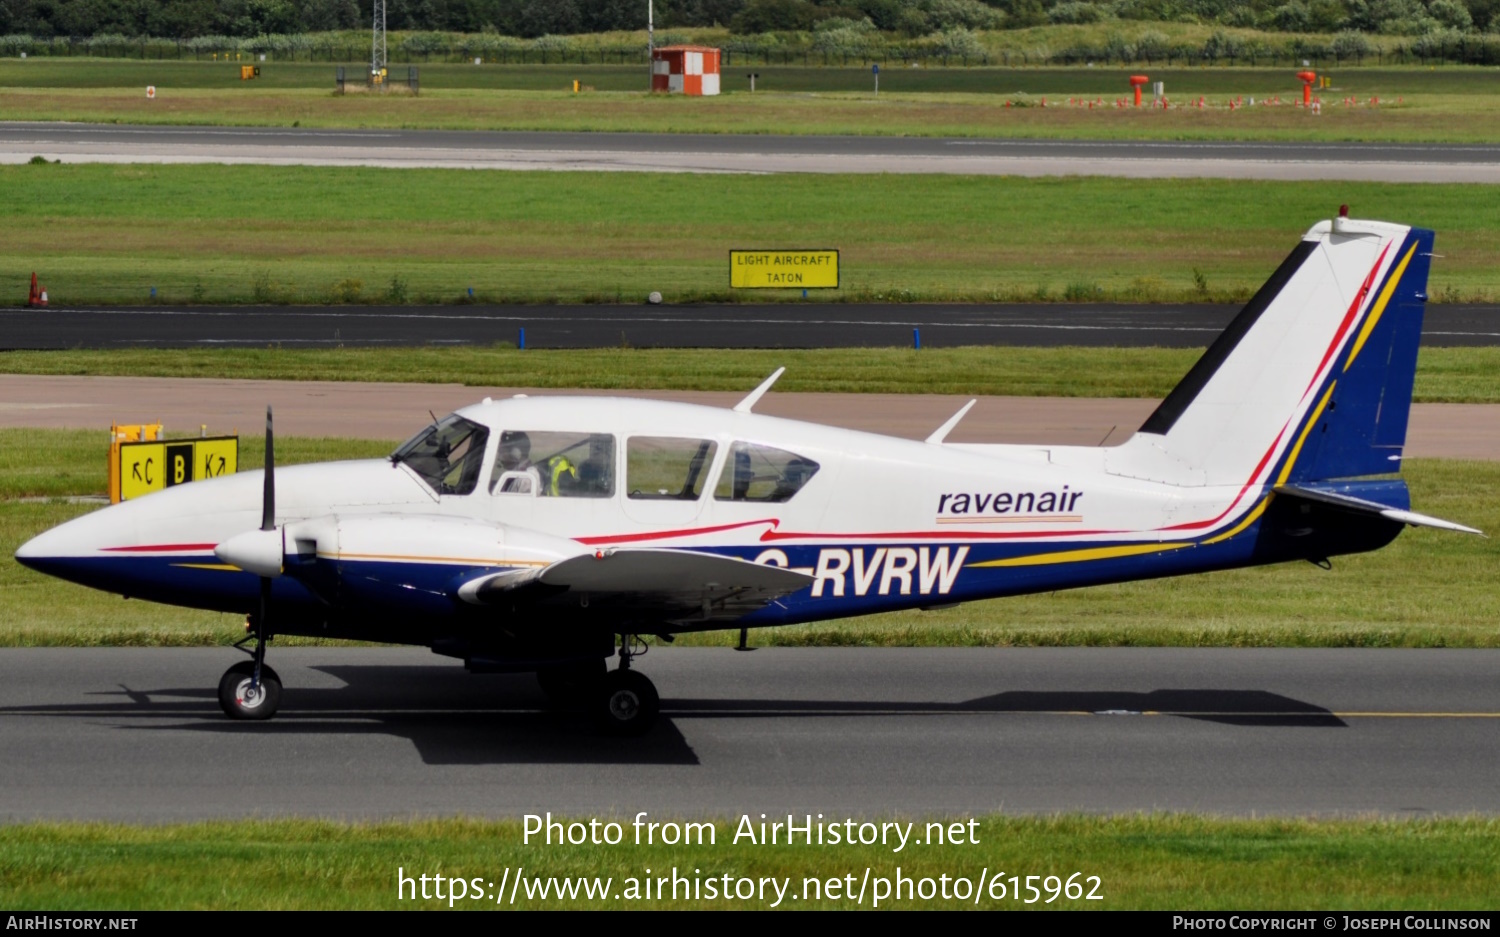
[651,45,720,95]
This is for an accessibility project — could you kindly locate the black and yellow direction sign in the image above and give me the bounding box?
[730,250,839,289]
[118,436,238,501]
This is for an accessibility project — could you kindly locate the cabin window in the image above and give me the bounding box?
[490,431,615,497]
[390,415,490,496]
[627,437,718,500]
[714,442,820,503]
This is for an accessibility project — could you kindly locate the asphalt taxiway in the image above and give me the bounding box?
[2,647,1497,820]
[4,303,1498,349]
[3,123,1498,181]
[3,374,1498,460]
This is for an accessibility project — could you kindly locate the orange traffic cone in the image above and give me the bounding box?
[29,273,48,307]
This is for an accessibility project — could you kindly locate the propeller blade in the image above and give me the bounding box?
[261,405,275,532]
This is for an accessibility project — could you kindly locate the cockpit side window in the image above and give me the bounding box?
[490,431,616,498]
[390,415,490,496]
[714,442,820,503]
[627,437,718,500]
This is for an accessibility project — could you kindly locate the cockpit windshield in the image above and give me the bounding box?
[390,414,490,495]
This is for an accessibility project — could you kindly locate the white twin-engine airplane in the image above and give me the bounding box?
[15,212,1482,735]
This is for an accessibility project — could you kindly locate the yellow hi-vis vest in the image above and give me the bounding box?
[546,456,577,496]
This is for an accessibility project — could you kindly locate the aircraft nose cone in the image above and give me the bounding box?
[15,523,74,573]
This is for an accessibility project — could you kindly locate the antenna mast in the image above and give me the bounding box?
[371,0,387,88]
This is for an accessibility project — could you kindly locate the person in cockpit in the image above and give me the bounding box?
[494,430,541,494]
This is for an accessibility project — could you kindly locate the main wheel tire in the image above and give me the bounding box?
[594,669,660,737]
[536,660,607,708]
[218,661,282,721]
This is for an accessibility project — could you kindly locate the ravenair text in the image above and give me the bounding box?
[754,547,969,598]
[523,813,980,854]
[937,486,1083,519]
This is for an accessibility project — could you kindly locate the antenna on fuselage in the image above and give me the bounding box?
[925,399,977,445]
[733,367,785,413]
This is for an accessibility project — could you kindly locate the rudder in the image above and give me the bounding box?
[1106,215,1433,489]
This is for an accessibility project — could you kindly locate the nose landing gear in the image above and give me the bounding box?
[220,619,280,721]
[219,659,281,720]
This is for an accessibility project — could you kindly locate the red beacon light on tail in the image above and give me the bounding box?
[1334,203,1352,234]
[1129,74,1149,107]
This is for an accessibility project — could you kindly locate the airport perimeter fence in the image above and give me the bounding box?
[3,32,1500,68]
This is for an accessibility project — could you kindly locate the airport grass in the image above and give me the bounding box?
[2,427,1496,648]
[3,815,1499,910]
[8,59,1498,96]
[3,165,1500,307]
[3,60,1499,143]
[1,345,1495,403]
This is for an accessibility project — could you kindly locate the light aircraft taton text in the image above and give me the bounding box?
[16,213,1480,734]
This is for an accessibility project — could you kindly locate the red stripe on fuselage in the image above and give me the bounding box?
[101,543,218,553]
[575,519,782,546]
[1303,242,1390,400]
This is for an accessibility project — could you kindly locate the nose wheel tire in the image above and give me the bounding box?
[595,669,659,737]
[218,661,282,720]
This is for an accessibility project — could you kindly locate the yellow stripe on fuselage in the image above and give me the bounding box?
[968,541,1194,569]
[1276,382,1336,487]
[1203,496,1272,545]
[1344,242,1418,372]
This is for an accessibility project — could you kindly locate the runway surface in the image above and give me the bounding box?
[10,302,1245,351]
[6,303,1499,349]
[3,123,1499,181]
[2,647,1497,820]
[3,374,1498,459]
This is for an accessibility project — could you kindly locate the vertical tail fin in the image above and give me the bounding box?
[1106,216,1433,488]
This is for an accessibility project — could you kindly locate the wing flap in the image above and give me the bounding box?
[1275,484,1483,536]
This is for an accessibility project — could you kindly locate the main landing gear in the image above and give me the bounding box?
[535,634,661,737]
[219,619,280,721]
[536,635,661,736]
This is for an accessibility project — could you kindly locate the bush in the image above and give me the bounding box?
[530,34,574,52]
[1202,28,1245,60]
[923,0,1006,30]
[929,26,985,57]
[1102,31,1136,60]
[1136,29,1170,59]
[1048,1,1107,24]
[1109,0,1198,23]
[732,0,827,32]
[1429,0,1474,30]
[1263,2,1311,31]
[812,17,881,55]
[1218,6,1258,26]
[1330,29,1376,59]
[398,32,450,57]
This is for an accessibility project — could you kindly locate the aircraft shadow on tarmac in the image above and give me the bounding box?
[666,689,1347,728]
[2,666,1343,767]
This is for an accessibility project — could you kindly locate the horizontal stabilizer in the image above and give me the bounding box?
[463,548,814,623]
[1276,484,1483,536]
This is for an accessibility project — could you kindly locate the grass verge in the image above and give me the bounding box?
[3,61,1500,143]
[4,165,1500,306]
[3,426,1496,648]
[1,346,1495,403]
[3,815,1499,910]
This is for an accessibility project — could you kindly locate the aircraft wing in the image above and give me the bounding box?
[1275,484,1483,535]
[458,548,815,624]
